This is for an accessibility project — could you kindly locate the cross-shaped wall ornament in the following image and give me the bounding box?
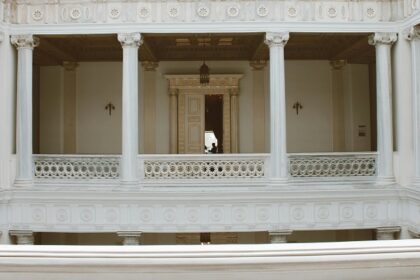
[105,102,115,116]
[292,102,303,115]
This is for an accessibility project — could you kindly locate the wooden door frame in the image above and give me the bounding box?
[165,74,243,154]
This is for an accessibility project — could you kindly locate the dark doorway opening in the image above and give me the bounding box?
[205,95,223,153]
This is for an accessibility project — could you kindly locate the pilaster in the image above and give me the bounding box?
[62,61,78,154]
[169,89,178,154]
[117,231,142,245]
[9,230,34,245]
[141,61,158,154]
[269,230,293,243]
[11,34,39,187]
[118,33,142,186]
[330,60,347,152]
[265,32,289,183]
[230,88,239,153]
[368,32,397,184]
[405,26,420,187]
[375,226,400,240]
[250,60,267,153]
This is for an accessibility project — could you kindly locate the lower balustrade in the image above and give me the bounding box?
[31,152,378,185]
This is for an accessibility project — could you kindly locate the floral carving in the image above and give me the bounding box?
[32,8,44,21]
[197,5,210,17]
[256,5,268,17]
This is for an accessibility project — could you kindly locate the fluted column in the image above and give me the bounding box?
[265,32,289,182]
[368,33,397,183]
[118,33,142,185]
[405,27,420,186]
[11,35,39,187]
[169,89,178,154]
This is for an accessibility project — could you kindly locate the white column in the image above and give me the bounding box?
[11,35,39,187]
[230,88,239,153]
[118,33,142,186]
[265,32,289,182]
[330,60,347,152]
[368,33,397,183]
[62,61,78,154]
[406,27,420,186]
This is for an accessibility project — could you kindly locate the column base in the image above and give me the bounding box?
[120,180,139,187]
[375,176,395,185]
[9,230,34,245]
[269,178,289,186]
[375,226,400,240]
[269,230,293,243]
[13,179,33,188]
[117,231,142,245]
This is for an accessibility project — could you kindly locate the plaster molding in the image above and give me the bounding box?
[117,32,142,48]
[10,34,39,49]
[264,32,289,48]
[368,32,398,46]
[165,74,243,91]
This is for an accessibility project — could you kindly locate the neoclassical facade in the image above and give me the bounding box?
[0,0,420,252]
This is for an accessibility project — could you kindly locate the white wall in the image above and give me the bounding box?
[40,66,64,153]
[76,62,122,154]
[38,60,372,154]
[285,61,333,152]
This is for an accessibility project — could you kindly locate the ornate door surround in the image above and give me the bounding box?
[166,74,243,154]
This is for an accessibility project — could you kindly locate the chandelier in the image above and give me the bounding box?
[200,61,210,85]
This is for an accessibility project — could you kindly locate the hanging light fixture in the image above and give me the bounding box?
[200,61,210,85]
[199,36,210,85]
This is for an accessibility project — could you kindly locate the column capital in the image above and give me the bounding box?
[249,60,267,70]
[118,32,143,48]
[230,88,240,96]
[169,88,179,96]
[368,32,397,46]
[11,34,39,49]
[142,61,159,71]
[403,26,420,41]
[62,61,79,71]
[330,59,347,70]
[265,32,289,48]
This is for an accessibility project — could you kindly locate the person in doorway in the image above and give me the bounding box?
[210,143,217,154]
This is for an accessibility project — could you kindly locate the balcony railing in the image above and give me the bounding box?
[33,155,120,181]
[288,152,377,178]
[32,152,377,183]
[139,154,269,181]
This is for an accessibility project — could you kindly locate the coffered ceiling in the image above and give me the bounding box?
[34,33,374,66]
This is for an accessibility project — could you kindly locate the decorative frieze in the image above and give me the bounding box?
[9,0,418,25]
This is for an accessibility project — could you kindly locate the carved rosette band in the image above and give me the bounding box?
[11,34,39,49]
[118,33,143,48]
[264,32,289,48]
[404,26,420,41]
[368,32,398,46]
